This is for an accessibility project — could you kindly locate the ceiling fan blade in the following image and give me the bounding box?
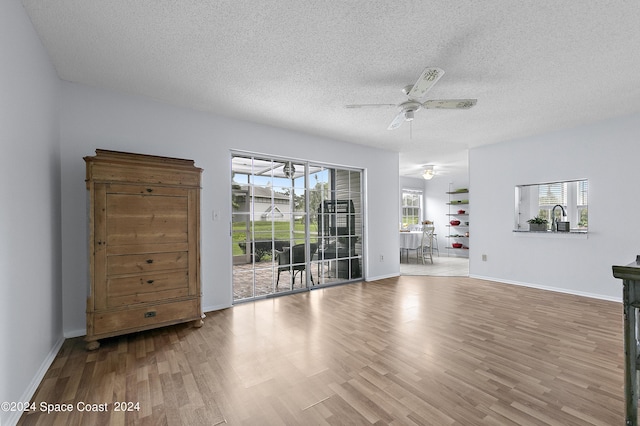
[387,110,406,130]
[345,103,396,108]
[407,67,444,100]
[422,99,477,109]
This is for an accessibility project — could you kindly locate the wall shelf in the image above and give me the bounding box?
[447,185,469,257]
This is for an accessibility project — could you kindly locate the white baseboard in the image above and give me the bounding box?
[469,274,621,303]
[4,336,65,426]
[64,328,86,339]
[365,272,401,282]
[202,303,232,313]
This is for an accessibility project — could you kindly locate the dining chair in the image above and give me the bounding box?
[424,224,439,257]
[420,227,435,264]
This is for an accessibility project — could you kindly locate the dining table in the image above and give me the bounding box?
[399,230,424,262]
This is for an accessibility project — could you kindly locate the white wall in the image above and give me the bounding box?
[60,82,401,335]
[469,113,640,300]
[0,1,63,425]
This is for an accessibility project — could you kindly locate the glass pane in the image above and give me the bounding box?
[231,190,249,213]
[309,189,325,215]
[578,181,589,205]
[401,191,422,226]
[539,183,566,206]
[335,189,350,200]
[254,265,275,297]
[292,190,306,215]
[251,220,274,244]
[579,208,588,227]
[233,266,255,301]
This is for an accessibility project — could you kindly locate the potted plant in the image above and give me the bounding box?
[527,216,548,232]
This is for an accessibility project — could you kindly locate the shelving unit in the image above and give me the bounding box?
[317,200,361,279]
[446,185,469,257]
[612,258,640,425]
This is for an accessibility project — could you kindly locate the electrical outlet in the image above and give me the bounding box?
[379,255,384,262]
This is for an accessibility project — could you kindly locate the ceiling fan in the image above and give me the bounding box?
[346,67,477,130]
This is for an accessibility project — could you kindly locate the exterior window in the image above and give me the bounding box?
[577,180,588,227]
[537,182,567,222]
[401,190,423,227]
[515,179,588,231]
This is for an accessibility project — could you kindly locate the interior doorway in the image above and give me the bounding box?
[231,153,363,303]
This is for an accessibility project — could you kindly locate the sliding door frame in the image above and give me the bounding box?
[231,151,364,303]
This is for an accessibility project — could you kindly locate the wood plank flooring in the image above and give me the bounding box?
[19,276,626,425]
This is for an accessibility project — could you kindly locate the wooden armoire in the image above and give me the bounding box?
[84,150,203,350]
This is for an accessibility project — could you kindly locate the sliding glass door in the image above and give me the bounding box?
[312,167,363,285]
[231,153,363,303]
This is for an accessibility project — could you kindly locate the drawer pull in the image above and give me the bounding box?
[146,188,153,193]
[144,311,156,318]
[146,259,154,264]
[146,280,155,284]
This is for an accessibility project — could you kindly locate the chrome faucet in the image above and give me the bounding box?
[551,204,566,232]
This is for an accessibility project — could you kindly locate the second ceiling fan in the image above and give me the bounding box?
[346,67,477,130]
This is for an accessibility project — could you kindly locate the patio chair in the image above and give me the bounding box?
[276,243,318,288]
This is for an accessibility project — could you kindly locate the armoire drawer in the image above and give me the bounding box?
[107,270,189,307]
[93,298,200,336]
[105,192,189,246]
[107,251,188,275]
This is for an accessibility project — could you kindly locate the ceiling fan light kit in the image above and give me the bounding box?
[347,67,477,130]
[422,165,435,180]
[404,109,415,121]
[422,165,436,180]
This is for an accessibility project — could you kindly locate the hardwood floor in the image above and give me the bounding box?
[19,276,625,425]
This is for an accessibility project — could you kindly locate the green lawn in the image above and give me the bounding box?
[232,220,319,256]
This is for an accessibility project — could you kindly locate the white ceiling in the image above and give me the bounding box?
[20,1,640,178]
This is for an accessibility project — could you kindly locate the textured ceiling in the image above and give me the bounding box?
[20,1,640,178]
